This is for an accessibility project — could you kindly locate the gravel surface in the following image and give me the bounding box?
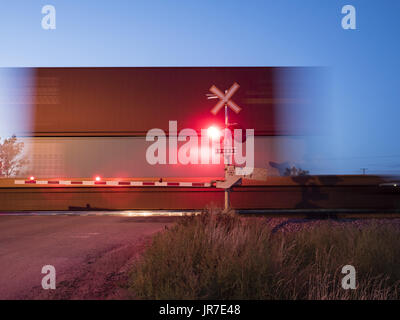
[261,217,400,233]
[0,215,177,300]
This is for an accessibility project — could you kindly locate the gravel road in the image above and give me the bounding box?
[0,215,177,299]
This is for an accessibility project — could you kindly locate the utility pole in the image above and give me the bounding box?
[223,90,230,212]
[361,168,368,175]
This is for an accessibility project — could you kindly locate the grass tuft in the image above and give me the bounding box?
[129,211,400,299]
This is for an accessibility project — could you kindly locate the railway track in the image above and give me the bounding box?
[0,181,399,213]
[1,208,400,219]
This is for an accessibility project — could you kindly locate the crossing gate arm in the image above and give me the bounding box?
[14,180,213,187]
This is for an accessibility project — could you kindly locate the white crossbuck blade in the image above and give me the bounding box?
[209,82,242,115]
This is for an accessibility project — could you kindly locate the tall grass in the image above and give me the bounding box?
[129,211,400,299]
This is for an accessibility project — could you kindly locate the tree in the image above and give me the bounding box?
[284,166,309,177]
[0,135,29,177]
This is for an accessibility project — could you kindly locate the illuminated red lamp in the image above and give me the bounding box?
[207,126,221,141]
[29,176,35,181]
[95,176,101,182]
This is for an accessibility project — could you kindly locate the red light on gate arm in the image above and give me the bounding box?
[207,126,221,141]
[95,176,101,181]
[29,176,35,181]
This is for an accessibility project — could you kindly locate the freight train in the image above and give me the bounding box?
[2,67,321,179]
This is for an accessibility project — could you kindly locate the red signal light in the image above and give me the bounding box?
[207,126,221,141]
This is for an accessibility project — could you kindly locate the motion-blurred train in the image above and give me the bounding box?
[1,67,323,179]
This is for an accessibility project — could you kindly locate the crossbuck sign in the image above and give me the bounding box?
[209,82,242,115]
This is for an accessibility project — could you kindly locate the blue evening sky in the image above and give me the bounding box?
[0,0,399,174]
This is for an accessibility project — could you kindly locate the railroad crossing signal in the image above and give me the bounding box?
[208,82,242,115]
[206,82,242,213]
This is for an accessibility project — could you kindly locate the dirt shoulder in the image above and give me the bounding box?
[0,215,176,299]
